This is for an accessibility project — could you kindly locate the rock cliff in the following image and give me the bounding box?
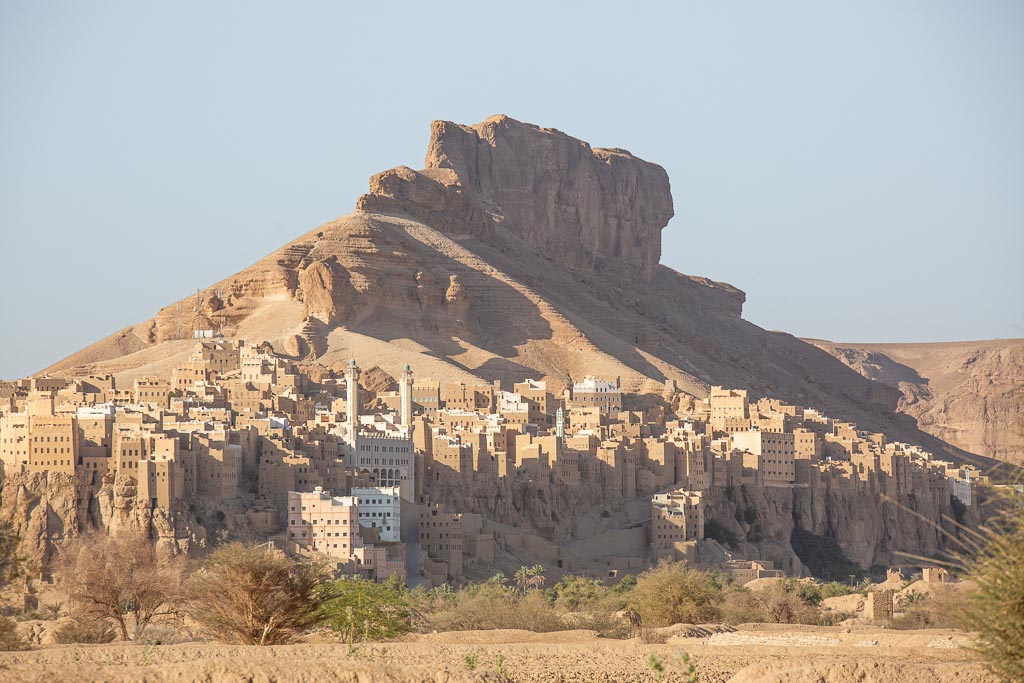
[421,116,674,281]
[426,464,968,574]
[0,471,210,574]
[702,475,964,572]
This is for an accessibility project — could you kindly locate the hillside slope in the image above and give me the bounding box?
[40,115,999,470]
[809,339,1024,466]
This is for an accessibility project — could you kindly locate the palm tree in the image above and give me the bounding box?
[513,566,531,594]
[526,565,546,591]
[514,564,547,594]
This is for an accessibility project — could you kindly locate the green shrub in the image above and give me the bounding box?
[547,575,605,611]
[720,583,820,625]
[891,586,970,630]
[186,542,335,645]
[611,574,637,594]
[788,579,854,606]
[320,574,419,644]
[818,581,857,600]
[628,560,722,627]
[426,578,564,633]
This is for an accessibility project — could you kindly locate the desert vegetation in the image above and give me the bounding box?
[962,498,1024,681]
[185,542,336,646]
[59,532,185,642]
[0,543,986,651]
[0,526,1018,683]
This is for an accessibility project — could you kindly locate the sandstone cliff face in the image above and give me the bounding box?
[811,339,1024,467]
[423,116,674,282]
[0,471,208,573]
[357,165,492,240]
[702,474,965,573]
[427,472,621,545]
[0,473,80,574]
[428,465,967,575]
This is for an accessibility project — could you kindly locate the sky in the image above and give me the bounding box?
[1,1,1022,379]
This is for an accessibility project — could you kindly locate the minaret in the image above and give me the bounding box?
[345,359,361,442]
[399,363,414,436]
[556,407,565,439]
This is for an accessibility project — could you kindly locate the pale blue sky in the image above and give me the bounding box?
[1,1,1022,378]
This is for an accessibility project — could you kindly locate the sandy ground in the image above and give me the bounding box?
[0,624,996,683]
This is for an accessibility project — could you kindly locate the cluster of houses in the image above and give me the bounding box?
[0,338,985,585]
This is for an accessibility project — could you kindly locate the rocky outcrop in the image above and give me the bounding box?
[0,471,208,574]
[91,472,206,557]
[428,464,968,575]
[703,473,966,574]
[357,116,675,282]
[297,257,353,326]
[423,116,674,282]
[426,470,623,544]
[0,472,80,574]
[357,165,493,240]
[811,339,1024,466]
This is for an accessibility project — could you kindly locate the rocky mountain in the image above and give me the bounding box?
[809,339,1024,467]
[40,114,997,471]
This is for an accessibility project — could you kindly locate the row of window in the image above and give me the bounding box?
[292,518,351,526]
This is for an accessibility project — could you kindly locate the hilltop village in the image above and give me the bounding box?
[0,338,985,586]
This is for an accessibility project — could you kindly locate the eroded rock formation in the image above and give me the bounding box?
[423,116,675,281]
[811,339,1024,466]
[0,471,210,573]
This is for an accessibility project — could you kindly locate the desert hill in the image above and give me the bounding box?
[40,114,1001,470]
[809,339,1024,467]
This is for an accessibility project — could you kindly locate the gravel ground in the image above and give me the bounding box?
[0,625,997,683]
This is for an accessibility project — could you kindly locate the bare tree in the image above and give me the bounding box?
[185,542,336,646]
[59,531,185,641]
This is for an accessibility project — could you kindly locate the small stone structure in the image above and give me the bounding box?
[922,567,950,583]
[865,589,894,621]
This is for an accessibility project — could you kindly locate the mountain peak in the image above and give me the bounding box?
[359,116,674,281]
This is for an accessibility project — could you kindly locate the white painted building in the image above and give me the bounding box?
[570,376,622,413]
[351,486,401,542]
